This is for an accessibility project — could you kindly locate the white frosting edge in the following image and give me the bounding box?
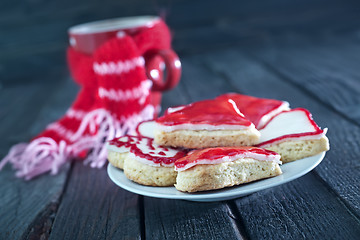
[166,105,185,114]
[257,102,290,129]
[175,152,281,172]
[106,139,131,153]
[258,128,328,148]
[155,122,255,132]
[129,152,174,167]
[137,120,156,138]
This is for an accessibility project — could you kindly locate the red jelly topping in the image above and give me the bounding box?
[108,135,141,148]
[130,138,187,165]
[175,147,279,169]
[108,135,187,166]
[217,93,287,128]
[156,98,252,127]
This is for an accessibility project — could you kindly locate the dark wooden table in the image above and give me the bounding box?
[1,0,359,239]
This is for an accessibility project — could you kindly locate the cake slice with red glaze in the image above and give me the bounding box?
[216,93,290,129]
[174,147,282,192]
[154,98,260,149]
[257,108,329,163]
[125,137,187,186]
[107,135,187,186]
[107,135,139,169]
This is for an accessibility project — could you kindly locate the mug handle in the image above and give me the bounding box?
[145,49,181,92]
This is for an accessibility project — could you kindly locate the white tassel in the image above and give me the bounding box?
[0,104,156,179]
[0,138,70,180]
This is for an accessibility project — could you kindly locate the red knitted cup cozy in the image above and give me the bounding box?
[0,19,177,179]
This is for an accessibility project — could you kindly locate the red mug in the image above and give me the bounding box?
[68,16,181,115]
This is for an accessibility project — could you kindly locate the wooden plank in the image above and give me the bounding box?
[177,56,234,102]
[235,174,360,239]
[247,36,360,125]
[0,51,67,86]
[0,83,57,151]
[142,57,244,239]
[144,198,243,240]
[200,49,360,216]
[45,79,141,240]
[49,162,142,240]
[0,163,70,240]
[0,78,77,152]
[26,77,78,136]
[0,85,39,123]
[160,72,191,112]
[0,81,71,240]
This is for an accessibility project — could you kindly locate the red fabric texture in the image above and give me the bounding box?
[93,36,151,117]
[40,19,171,147]
[0,18,173,179]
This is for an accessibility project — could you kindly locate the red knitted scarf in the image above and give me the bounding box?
[0,20,172,179]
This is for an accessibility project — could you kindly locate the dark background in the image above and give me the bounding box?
[2,0,360,87]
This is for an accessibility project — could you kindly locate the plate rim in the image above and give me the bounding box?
[107,151,325,201]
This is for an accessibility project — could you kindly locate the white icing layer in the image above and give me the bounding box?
[166,105,185,114]
[106,136,135,153]
[259,129,328,148]
[259,109,320,143]
[155,122,255,132]
[107,136,182,167]
[137,120,156,138]
[131,137,182,167]
[134,138,180,158]
[257,102,290,129]
[129,152,174,167]
[175,152,281,172]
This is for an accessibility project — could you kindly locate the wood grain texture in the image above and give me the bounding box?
[235,174,360,240]
[247,36,360,125]
[0,82,70,240]
[178,56,234,102]
[0,77,78,153]
[160,74,191,113]
[49,162,142,240]
[0,164,69,240]
[0,84,56,149]
[144,198,243,240]
[26,78,78,137]
[143,60,244,239]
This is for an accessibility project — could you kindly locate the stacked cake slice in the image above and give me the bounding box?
[154,98,260,148]
[175,147,282,192]
[257,108,329,163]
[107,93,329,192]
[108,135,187,186]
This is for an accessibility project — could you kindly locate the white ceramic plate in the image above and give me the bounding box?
[107,152,325,202]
